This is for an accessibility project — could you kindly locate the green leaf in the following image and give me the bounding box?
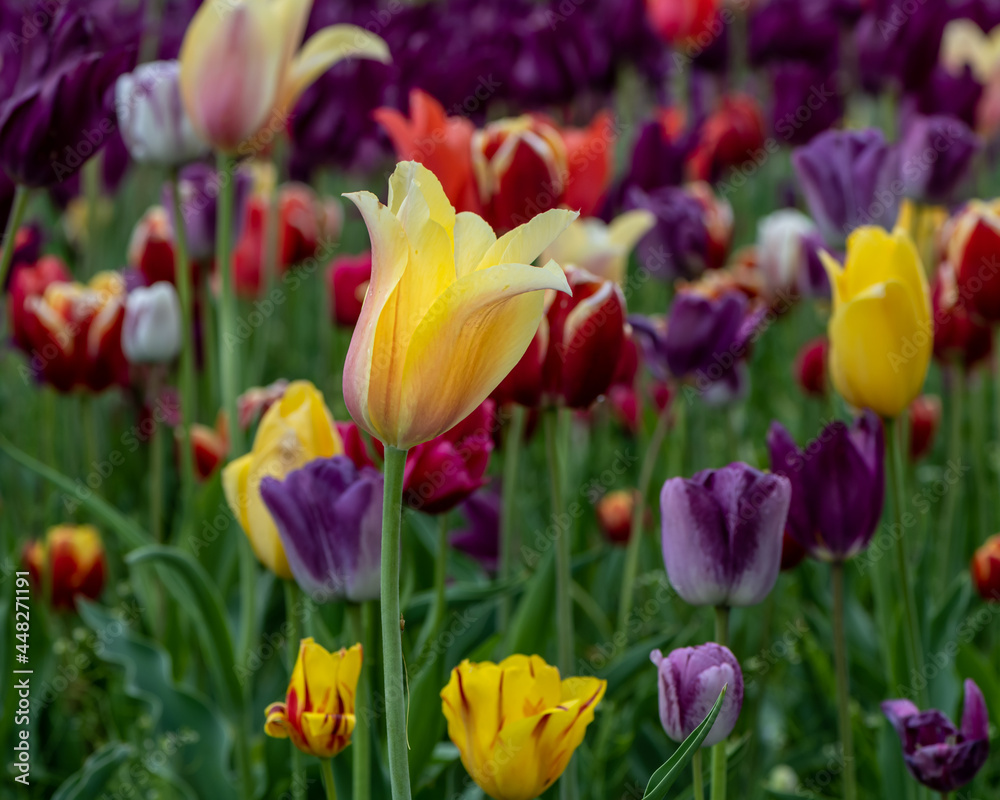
[643,686,727,800]
[957,643,1000,725]
[504,548,555,657]
[51,742,133,800]
[126,545,242,712]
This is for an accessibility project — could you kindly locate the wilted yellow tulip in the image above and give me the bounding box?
[222,381,342,577]
[343,161,575,450]
[540,210,655,284]
[440,655,606,800]
[821,227,931,418]
[265,638,362,758]
[179,0,390,154]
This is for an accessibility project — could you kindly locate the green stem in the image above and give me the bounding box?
[618,401,673,633]
[995,327,1000,527]
[832,563,857,800]
[938,367,964,591]
[498,405,527,630]
[380,446,412,800]
[321,757,338,800]
[216,152,243,457]
[168,170,198,513]
[886,417,926,706]
[432,514,449,633]
[693,749,705,800]
[285,581,304,800]
[348,602,372,800]
[711,606,729,800]
[0,185,29,294]
[200,272,219,412]
[150,403,164,542]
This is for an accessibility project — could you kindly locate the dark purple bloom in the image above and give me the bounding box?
[163,163,252,262]
[882,680,990,792]
[767,412,884,562]
[451,489,500,572]
[908,65,983,129]
[770,60,845,146]
[792,128,902,245]
[898,114,979,205]
[651,644,744,748]
[625,186,718,281]
[749,0,840,66]
[260,456,383,603]
[618,118,690,199]
[659,462,791,607]
[856,0,952,94]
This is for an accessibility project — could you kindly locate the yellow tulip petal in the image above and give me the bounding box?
[441,661,504,781]
[475,208,579,271]
[607,209,656,250]
[283,25,390,112]
[454,211,498,276]
[264,702,291,739]
[841,227,928,319]
[222,454,254,534]
[301,711,356,757]
[819,249,847,308]
[392,261,570,447]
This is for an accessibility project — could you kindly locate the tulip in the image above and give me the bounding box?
[543,267,627,409]
[882,680,990,793]
[122,282,183,365]
[932,261,993,368]
[342,160,574,450]
[748,0,840,66]
[540,211,655,285]
[794,337,828,397]
[327,252,372,327]
[127,207,180,286]
[190,414,229,481]
[440,654,606,800]
[793,128,901,245]
[222,381,343,577]
[767,412,885,562]
[265,638,362,758]
[238,380,290,430]
[179,0,390,154]
[971,534,1000,601]
[769,59,845,146]
[165,162,253,262]
[688,95,767,184]
[756,209,823,297]
[780,531,807,571]
[908,395,941,462]
[660,463,791,607]
[606,328,643,433]
[451,489,501,572]
[898,115,979,206]
[821,227,932,418]
[620,111,689,197]
[115,60,208,166]
[650,644,743,748]
[491,324,548,408]
[336,421,380,471]
[261,456,382,602]
[8,255,71,353]
[645,0,720,46]
[947,199,1000,322]
[374,89,480,214]
[596,489,638,545]
[559,111,617,218]
[22,525,107,610]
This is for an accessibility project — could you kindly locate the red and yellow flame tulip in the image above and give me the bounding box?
[342,161,574,450]
[441,654,606,800]
[23,525,107,610]
[265,639,362,758]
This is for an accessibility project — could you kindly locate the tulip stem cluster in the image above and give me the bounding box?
[498,405,527,629]
[380,446,413,800]
[831,562,857,800]
[711,606,729,800]
[0,184,29,291]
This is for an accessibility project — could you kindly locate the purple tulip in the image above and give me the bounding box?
[650,644,744,747]
[856,0,951,94]
[260,456,383,603]
[660,463,791,607]
[882,680,990,793]
[767,412,884,562]
[748,0,840,67]
[770,60,844,146]
[624,186,719,281]
[619,120,690,197]
[164,163,252,262]
[792,128,902,246]
[898,115,979,206]
[451,489,501,572]
[909,65,983,129]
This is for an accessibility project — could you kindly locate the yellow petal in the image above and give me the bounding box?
[441,660,504,791]
[841,227,928,321]
[221,453,254,537]
[819,249,846,308]
[475,208,579,271]
[454,211,497,276]
[608,209,656,249]
[283,24,390,112]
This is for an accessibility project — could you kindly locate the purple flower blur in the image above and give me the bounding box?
[660,462,790,607]
[767,412,884,562]
[260,456,383,603]
[163,163,252,262]
[882,679,990,793]
[769,60,844,146]
[856,0,951,94]
[650,644,744,748]
[451,489,501,572]
[625,186,715,281]
[748,0,840,67]
[792,128,901,246]
[898,114,979,205]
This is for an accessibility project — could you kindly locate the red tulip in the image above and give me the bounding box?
[560,111,616,217]
[645,0,721,46]
[336,420,380,471]
[491,321,549,408]
[8,255,71,353]
[189,411,229,481]
[932,261,993,369]
[908,395,941,462]
[972,535,1000,601]
[948,200,1000,322]
[128,206,178,285]
[689,95,767,183]
[23,525,107,610]
[795,337,828,397]
[327,252,372,327]
[596,489,639,545]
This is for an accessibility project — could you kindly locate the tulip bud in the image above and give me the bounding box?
[971,534,1000,602]
[23,525,107,610]
[327,252,372,327]
[932,261,993,368]
[596,489,638,545]
[544,267,627,409]
[948,199,1000,322]
[899,115,978,205]
[451,490,501,572]
[689,94,767,183]
[650,644,744,747]
[794,337,828,397]
[756,209,822,297]
[128,206,178,286]
[116,61,209,166]
[908,395,941,462]
[122,282,182,365]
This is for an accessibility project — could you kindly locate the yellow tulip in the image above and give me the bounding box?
[540,210,655,285]
[821,227,931,418]
[440,655,606,800]
[222,381,342,577]
[265,638,362,758]
[941,19,1000,83]
[179,0,390,154]
[343,161,575,449]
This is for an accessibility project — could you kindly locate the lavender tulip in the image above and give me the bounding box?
[650,644,744,747]
[882,680,990,792]
[260,456,383,603]
[898,114,979,205]
[792,128,902,245]
[122,282,182,365]
[115,61,208,166]
[767,412,884,562]
[660,463,791,607]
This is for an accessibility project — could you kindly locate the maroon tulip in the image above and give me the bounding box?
[794,337,828,397]
[327,252,372,327]
[908,395,941,463]
[932,261,992,369]
[128,206,179,286]
[688,94,767,183]
[491,322,548,408]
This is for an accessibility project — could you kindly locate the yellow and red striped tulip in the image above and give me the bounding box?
[23,525,107,610]
[179,0,390,153]
[265,638,362,758]
[342,160,575,450]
